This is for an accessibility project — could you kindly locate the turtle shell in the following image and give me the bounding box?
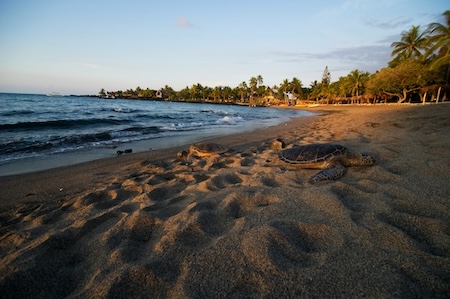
[278,144,347,168]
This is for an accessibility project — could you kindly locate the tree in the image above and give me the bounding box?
[249,77,258,105]
[322,66,331,86]
[278,79,290,103]
[99,88,106,97]
[222,86,233,102]
[135,86,143,97]
[290,77,303,99]
[162,85,175,100]
[256,75,264,87]
[189,84,198,101]
[426,10,450,83]
[177,86,190,100]
[391,25,427,61]
[141,88,155,98]
[348,70,370,97]
[238,81,248,102]
[367,60,429,103]
[212,86,222,102]
[388,51,410,68]
[309,80,321,101]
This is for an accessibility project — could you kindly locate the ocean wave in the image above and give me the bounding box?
[63,132,113,145]
[0,132,114,155]
[201,109,230,116]
[160,115,245,131]
[216,116,243,125]
[0,118,129,131]
[0,110,35,117]
[161,122,205,131]
[111,107,144,113]
[115,126,162,136]
[0,141,53,155]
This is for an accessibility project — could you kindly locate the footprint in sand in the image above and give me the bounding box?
[104,210,163,262]
[72,189,120,210]
[241,220,344,272]
[222,188,281,218]
[146,180,188,202]
[204,171,243,191]
[378,211,449,257]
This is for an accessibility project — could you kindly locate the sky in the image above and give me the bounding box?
[0,0,448,95]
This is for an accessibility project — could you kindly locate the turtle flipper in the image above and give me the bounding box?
[308,164,347,184]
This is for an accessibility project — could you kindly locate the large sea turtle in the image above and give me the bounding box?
[278,143,375,184]
[177,143,229,160]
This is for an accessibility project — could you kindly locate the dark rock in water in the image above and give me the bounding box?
[117,149,132,155]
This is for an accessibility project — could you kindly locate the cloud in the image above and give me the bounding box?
[270,43,392,72]
[377,34,401,44]
[363,16,412,29]
[176,17,194,28]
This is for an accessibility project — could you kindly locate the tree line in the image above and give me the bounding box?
[100,10,450,105]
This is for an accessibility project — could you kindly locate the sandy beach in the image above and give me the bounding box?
[1,104,449,298]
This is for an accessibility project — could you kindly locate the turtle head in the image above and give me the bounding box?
[271,138,286,151]
[177,150,189,160]
[355,154,375,166]
[360,154,375,165]
[347,152,375,166]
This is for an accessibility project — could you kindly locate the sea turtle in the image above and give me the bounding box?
[270,138,287,151]
[177,143,229,160]
[278,143,375,184]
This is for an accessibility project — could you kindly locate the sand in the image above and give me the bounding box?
[1,104,449,298]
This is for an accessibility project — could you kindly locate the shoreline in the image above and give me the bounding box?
[0,112,317,206]
[1,104,449,298]
[0,102,311,177]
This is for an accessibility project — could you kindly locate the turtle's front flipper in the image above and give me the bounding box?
[308,164,347,184]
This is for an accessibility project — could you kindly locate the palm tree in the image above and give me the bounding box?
[212,86,222,102]
[249,77,258,105]
[278,79,290,104]
[255,75,264,100]
[290,77,303,100]
[347,70,370,103]
[348,70,362,97]
[391,25,427,61]
[388,51,410,68]
[189,84,198,101]
[256,75,264,87]
[238,81,248,102]
[249,77,258,92]
[426,10,450,83]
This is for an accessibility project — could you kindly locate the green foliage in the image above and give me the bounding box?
[367,60,429,102]
[426,10,450,83]
[321,66,331,86]
[391,25,427,61]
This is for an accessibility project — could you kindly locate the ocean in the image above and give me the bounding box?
[0,93,312,175]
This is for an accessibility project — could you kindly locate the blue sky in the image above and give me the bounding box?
[0,0,448,95]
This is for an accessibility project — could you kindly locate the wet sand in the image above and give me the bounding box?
[1,104,449,298]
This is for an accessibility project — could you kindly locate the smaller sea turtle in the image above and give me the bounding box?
[177,143,229,160]
[270,138,287,151]
[278,143,375,184]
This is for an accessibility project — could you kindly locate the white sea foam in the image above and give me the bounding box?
[216,116,243,125]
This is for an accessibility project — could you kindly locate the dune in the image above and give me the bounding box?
[1,103,449,298]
